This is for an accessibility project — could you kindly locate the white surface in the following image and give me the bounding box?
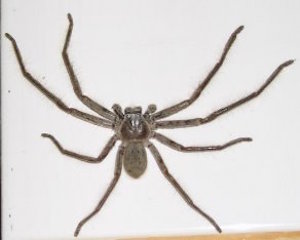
[2,0,300,239]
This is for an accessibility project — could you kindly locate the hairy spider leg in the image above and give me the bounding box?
[153,25,244,120]
[154,132,252,151]
[74,146,124,237]
[155,60,294,129]
[62,13,116,121]
[5,33,113,129]
[41,133,118,163]
[147,142,222,233]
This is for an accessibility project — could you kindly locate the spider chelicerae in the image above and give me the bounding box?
[5,13,293,237]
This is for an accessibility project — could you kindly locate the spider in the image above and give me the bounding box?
[5,13,294,237]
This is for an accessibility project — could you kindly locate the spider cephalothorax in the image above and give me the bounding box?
[6,13,294,237]
[114,105,153,141]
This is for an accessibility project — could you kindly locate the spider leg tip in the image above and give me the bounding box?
[214,224,222,233]
[5,33,13,41]
[289,59,296,64]
[74,228,80,237]
[67,13,73,22]
[236,25,244,33]
[280,59,295,68]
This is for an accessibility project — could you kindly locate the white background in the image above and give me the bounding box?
[2,0,300,239]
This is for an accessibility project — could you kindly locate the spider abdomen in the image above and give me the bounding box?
[123,142,147,178]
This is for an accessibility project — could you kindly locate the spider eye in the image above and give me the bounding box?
[125,113,141,119]
[124,107,132,114]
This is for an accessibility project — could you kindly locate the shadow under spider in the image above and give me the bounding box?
[5,13,294,237]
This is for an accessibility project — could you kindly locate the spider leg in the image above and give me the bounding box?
[62,14,116,121]
[154,132,252,152]
[41,133,117,163]
[147,142,222,233]
[74,146,123,237]
[5,33,113,129]
[153,26,244,120]
[155,59,294,129]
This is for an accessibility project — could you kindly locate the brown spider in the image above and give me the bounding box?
[5,13,294,237]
